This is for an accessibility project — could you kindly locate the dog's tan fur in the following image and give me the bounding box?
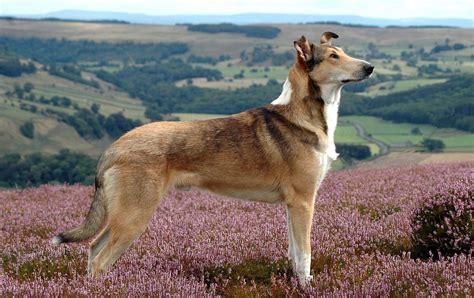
[53,32,373,283]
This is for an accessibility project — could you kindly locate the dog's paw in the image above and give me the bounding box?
[298,274,313,287]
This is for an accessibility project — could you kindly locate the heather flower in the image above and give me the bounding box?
[0,162,472,296]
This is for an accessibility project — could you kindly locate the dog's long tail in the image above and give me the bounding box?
[52,176,107,245]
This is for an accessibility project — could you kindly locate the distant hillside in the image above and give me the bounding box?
[0,19,472,159]
[10,10,474,28]
[341,75,474,132]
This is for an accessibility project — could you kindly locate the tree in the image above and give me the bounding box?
[145,108,164,121]
[91,103,101,114]
[14,83,24,99]
[23,82,34,92]
[19,121,34,139]
[421,138,445,152]
[104,112,142,138]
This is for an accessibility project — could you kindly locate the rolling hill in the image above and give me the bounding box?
[0,66,146,156]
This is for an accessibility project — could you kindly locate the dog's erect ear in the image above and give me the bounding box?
[320,32,339,45]
[294,35,315,67]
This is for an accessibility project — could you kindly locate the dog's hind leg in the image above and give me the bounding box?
[87,227,110,274]
[89,167,166,277]
[287,193,315,285]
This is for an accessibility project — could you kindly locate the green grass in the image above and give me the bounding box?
[341,116,474,152]
[336,124,380,155]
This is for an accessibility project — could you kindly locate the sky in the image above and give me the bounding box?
[1,0,473,19]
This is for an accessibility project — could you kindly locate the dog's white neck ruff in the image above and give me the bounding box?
[271,78,292,105]
[319,83,342,161]
[271,79,341,160]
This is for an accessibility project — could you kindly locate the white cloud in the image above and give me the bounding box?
[1,0,472,19]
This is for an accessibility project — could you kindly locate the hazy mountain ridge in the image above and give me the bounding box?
[10,9,474,28]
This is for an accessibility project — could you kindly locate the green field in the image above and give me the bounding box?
[341,116,474,152]
[335,124,380,155]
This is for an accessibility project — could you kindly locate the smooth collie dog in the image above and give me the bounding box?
[52,32,373,284]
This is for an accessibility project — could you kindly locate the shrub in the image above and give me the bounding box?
[410,181,473,260]
[411,127,421,135]
[336,143,371,160]
[421,138,445,152]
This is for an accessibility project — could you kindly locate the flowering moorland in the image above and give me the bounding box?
[1,162,472,296]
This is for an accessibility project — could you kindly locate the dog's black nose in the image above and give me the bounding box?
[364,64,374,75]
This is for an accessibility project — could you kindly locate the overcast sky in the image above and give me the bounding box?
[1,0,473,19]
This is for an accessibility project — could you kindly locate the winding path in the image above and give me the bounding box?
[344,121,390,156]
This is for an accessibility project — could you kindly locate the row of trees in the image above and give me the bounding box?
[187,54,231,65]
[46,106,142,140]
[0,37,188,64]
[187,23,281,39]
[337,144,372,160]
[47,64,100,88]
[0,149,97,187]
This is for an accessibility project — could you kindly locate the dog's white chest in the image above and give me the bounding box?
[317,153,333,186]
[320,84,342,160]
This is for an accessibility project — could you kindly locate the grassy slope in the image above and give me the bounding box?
[365,78,448,97]
[0,70,147,120]
[0,102,111,156]
[0,69,146,156]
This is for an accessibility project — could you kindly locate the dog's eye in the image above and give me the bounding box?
[330,53,339,59]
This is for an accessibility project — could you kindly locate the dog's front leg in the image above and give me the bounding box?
[287,196,315,285]
[286,206,296,269]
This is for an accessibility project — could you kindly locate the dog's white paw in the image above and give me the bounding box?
[298,274,313,286]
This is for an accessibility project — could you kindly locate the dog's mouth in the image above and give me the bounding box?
[341,74,372,84]
[341,77,366,84]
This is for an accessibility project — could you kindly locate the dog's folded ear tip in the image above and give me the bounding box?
[320,32,339,45]
[295,35,307,44]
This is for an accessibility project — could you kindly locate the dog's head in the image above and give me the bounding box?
[294,32,374,85]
